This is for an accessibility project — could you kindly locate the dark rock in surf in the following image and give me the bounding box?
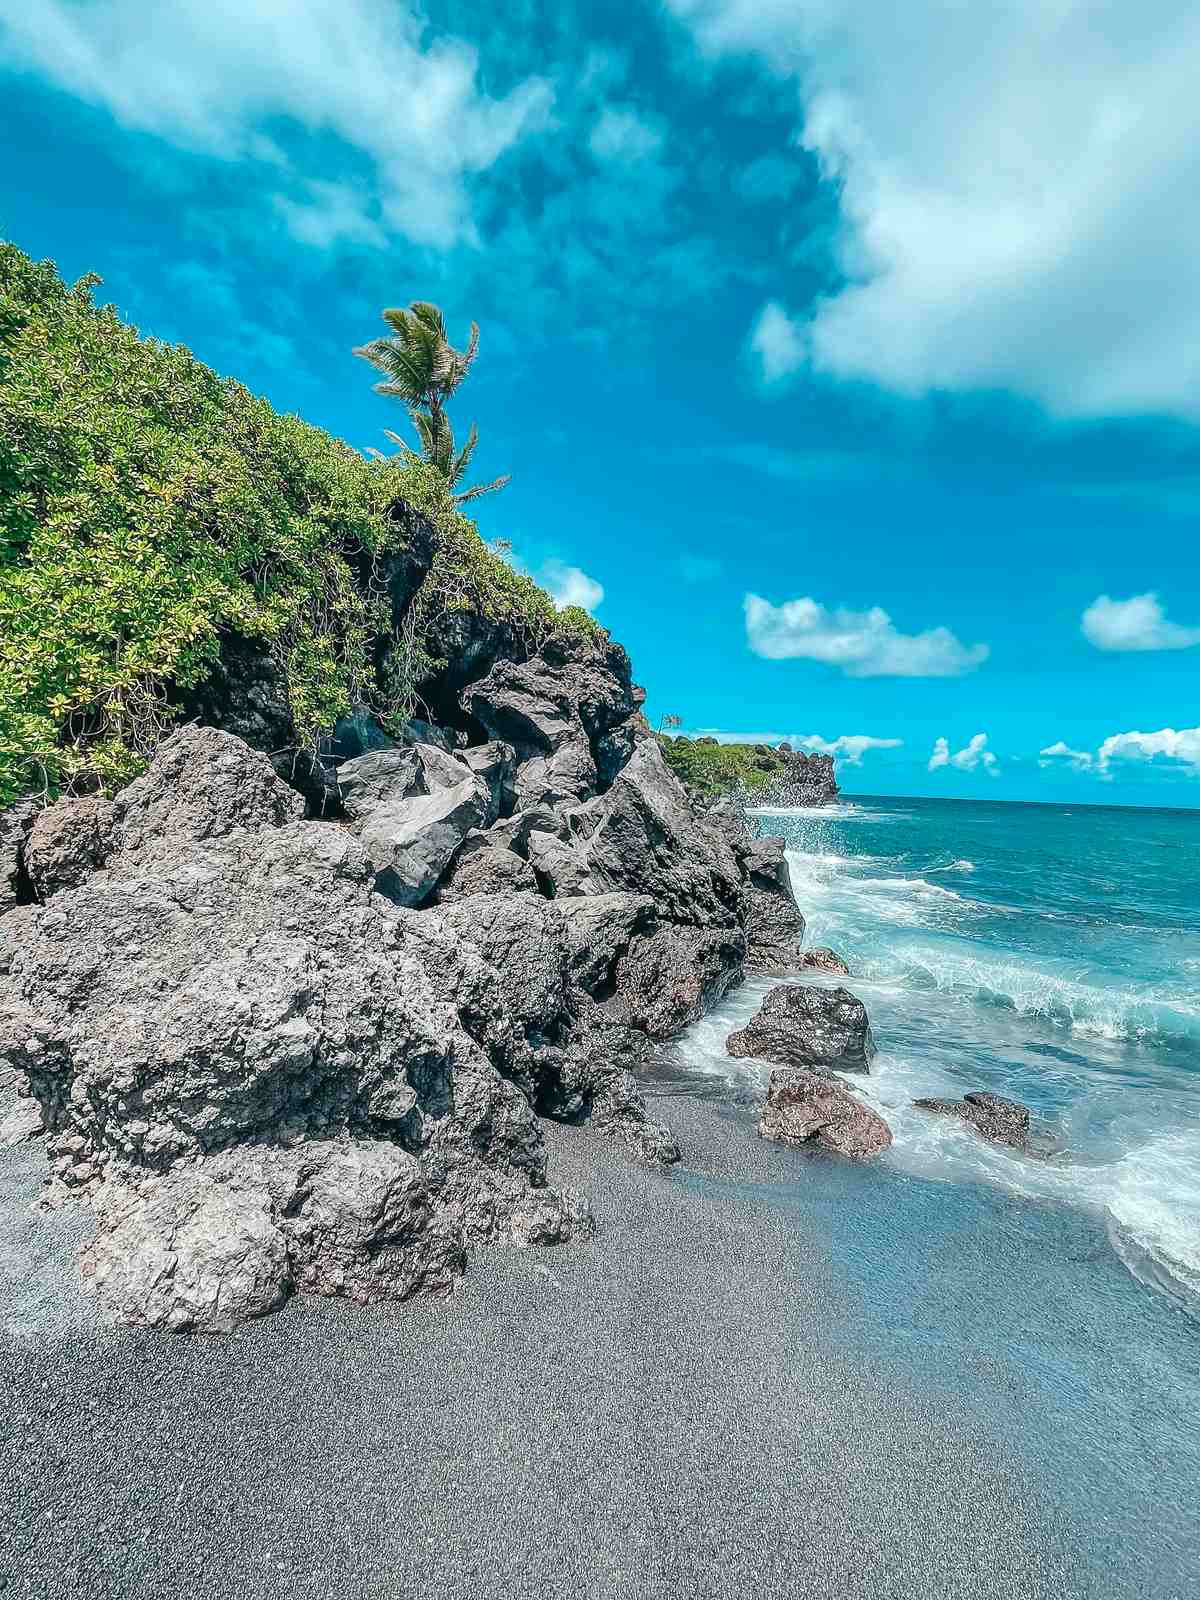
[759,1067,892,1159]
[727,984,875,1075]
[912,1091,1032,1151]
[795,947,851,976]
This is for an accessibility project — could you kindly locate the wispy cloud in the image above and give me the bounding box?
[748,301,805,384]
[796,734,902,766]
[929,733,998,774]
[669,0,1200,420]
[744,593,988,677]
[539,558,605,612]
[1081,593,1200,652]
[588,104,663,162]
[0,0,553,248]
[1039,739,1093,771]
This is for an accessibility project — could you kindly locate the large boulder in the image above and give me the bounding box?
[727,985,876,1074]
[555,892,743,1041]
[611,923,745,1040]
[337,744,491,905]
[912,1091,1032,1151]
[15,727,305,901]
[740,834,806,967]
[759,1068,892,1158]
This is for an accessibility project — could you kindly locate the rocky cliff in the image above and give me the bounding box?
[0,620,809,1331]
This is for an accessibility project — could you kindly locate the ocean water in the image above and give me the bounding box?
[664,794,1200,1593]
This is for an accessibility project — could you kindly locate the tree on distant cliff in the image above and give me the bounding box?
[355,302,511,504]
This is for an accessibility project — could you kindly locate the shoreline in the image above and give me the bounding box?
[3,1091,1095,1600]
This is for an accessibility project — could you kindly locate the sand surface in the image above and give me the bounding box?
[1,1095,1095,1600]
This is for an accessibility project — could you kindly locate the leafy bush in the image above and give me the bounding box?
[657,736,787,798]
[0,243,597,805]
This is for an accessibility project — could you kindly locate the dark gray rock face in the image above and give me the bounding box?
[337,743,491,905]
[573,741,745,930]
[526,829,592,897]
[113,724,306,860]
[462,741,517,821]
[740,835,806,967]
[727,984,876,1074]
[24,795,116,898]
[464,635,644,809]
[0,797,37,915]
[754,750,839,808]
[759,1067,892,1158]
[611,923,745,1040]
[435,834,538,901]
[796,947,852,975]
[912,1091,1032,1151]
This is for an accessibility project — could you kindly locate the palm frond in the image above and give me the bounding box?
[455,473,512,504]
[448,422,479,489]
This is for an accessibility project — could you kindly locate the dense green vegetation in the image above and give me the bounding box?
[657,735,789,797]
[0,243,595,805]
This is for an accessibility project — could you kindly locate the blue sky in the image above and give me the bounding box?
[3,0,1200,805]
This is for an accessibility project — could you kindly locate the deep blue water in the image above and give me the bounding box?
[668,794,1200,1595]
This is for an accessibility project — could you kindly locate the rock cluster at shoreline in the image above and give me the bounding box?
[0,632,833,1330]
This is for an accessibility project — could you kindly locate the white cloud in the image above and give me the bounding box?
[537,558,605,613]
[929,733,998,774]
[795,734,902,765]
[749,301,805,384]
[1097,726,1200,773]
[0,0,552,248]
[588,105,663,162]
[744,593,987,677]
[668,0,1200,420]
[1081,593,1200,652]
[1039,740,1093,771]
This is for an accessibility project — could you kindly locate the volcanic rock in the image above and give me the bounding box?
[727,984,876,1074]
[796,947,852,975]
[759,1067,892,1158]
[912,1091,1032,1151]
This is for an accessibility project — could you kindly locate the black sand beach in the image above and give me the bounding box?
[2,1095,1093,1600]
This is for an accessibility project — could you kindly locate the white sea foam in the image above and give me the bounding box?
[863,1053,1200,1314]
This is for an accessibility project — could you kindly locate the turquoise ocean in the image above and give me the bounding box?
[667,794,1200,1594]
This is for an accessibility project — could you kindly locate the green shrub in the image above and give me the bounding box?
[657,736,786,798]
[0,243,599,806]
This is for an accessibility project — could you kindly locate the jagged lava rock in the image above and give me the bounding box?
[0,729,594,1329]
[912,1091,1032,1151]
[0,797,38,914]
[337,743,492,905]
[759,1067,892,1159]
[796,947,852,975]
[739,834,806,967]
[435,833,538,901]
[727,984,876,1074]
[572,740,745,930]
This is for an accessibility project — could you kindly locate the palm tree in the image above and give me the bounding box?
[354,302,511,504]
